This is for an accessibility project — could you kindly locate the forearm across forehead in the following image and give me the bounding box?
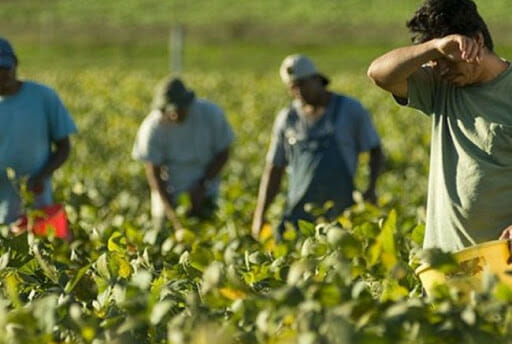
[367,40,441,99]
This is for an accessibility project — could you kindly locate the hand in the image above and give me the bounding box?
[189,182,206,215]
[27,175,45,195]
[434,34,483,64]
[499,224,512,264]
[363,188,377,204]
[499,224,512,240]
[11,217,28,235]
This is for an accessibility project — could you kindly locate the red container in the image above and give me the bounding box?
[15,204,70,240]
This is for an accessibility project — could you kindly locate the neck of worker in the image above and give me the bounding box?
[301,90,332,119]
[477,51,510,84]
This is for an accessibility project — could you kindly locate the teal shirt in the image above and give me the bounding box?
[407,64,512,252]
[0,81,77,224]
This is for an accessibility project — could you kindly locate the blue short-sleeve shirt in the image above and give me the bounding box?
[0,81,77,224]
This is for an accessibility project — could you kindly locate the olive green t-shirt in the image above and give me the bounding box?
[406,64,512,252]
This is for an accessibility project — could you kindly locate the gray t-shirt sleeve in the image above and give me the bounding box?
[211,106,235,153]
[46,88,77,141]
[265,109,289,167]
[353,102,380,152]
[132,114,165,165]
[406,66,437,115]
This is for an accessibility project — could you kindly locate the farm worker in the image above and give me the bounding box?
[0,38,77,225]
[252,54,383,240]
[132,76,234,230]
[367,0,512,252]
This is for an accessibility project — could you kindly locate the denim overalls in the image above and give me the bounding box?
[278,95,354,236]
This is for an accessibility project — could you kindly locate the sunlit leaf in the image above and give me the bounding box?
[298,220,315,237]
[107,231,127,253]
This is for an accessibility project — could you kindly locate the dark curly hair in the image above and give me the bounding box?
[406,0,494,51]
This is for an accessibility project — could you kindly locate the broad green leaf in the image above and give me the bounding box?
[190,246,215,272]
[5,233,31,268]
[368,210,398,270]
[107,232,127,253]
[32,243,58,283]
[317,284,341,306]
[420,248,458,274]
[4,273,22,308]
[493,282,512,302]
[219,287,247,301]
[411,223,425,246]
[174,228,196,244]
[380,279,409,302]
[380,209,397,258]
[96,253,111,280]
[298,220,315,237]
[65,263,92,293]
[108,253,132,279]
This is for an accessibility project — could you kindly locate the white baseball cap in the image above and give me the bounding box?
[279,54,329,85]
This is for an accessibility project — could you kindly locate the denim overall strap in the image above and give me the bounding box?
[279,95,354,236]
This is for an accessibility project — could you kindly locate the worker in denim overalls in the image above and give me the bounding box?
[252,54,383,240]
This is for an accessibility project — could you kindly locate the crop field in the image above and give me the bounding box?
[1,1,512,343]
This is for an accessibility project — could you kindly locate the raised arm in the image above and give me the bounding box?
[367,41,440,99]
[367,35,483,98]
[251,163,285,239]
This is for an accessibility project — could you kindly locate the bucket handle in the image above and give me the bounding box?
[507,240,512,265]
[498,225,512,264]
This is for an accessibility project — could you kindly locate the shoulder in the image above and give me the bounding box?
[409,65,444,88]
[139,110,163,132]
[193,98,225,117]
[273,106,295,131]
[332,93,368,121]
[337,94,365,112]
[22,81,60,99]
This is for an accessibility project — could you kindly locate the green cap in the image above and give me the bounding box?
[153,76,195,111]
[0,37,17,69]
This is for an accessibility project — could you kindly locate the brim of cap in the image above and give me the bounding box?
[285,73,330,86]
[319,74,330,86]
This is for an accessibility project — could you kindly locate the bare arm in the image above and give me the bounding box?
[363,145,384,204]
[28,137,71,194]
[367,35,483,98]
[144,162,182,230]
[198,148,230,187]
[251,163,285,239]
[367,40,440,99]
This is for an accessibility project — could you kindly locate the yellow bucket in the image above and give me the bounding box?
[416,240,512,296]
